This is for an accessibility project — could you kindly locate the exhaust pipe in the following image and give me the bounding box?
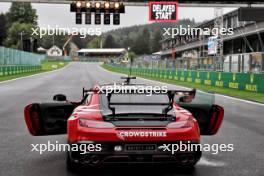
[83,155,91,164]
[188,154,195,162]
[91,155,100,165]
[179,154,188,163]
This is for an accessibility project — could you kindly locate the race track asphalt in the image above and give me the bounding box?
[0,62,263,176]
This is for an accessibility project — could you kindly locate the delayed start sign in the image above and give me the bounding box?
[149,1,178,22]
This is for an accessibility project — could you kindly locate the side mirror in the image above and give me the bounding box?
[53,94,67,101]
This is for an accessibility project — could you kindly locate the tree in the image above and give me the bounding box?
[4,22,35,49]
[142,27,150,44]
[121,37,134,49]
[103,34,120,48]
[38,34,68,49]
[87,37,102,48]
[0,13,7,45]
[151,30,162,53]
[131,28,151,55]
[128,52,136,61]
[131,33,149,55]
[141,28,151,54]
[71,34,92,49]
[6,2,38,27]
[4,2,38,49]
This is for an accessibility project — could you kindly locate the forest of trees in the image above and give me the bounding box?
[0,2,69,51]
[0,2,38,49]
[0,13,7,46]
[0,2,197,57]
[88,19,196,55]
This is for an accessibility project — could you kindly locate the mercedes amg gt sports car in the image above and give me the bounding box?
[24,77,224,170]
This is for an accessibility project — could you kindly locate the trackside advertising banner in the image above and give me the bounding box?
[149,1,178,22]
[105,64,264,93]
[208,36,218,55]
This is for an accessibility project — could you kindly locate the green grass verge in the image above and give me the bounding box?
[102,64,264,103]
[0,60,68,82]
[41,60,68,71]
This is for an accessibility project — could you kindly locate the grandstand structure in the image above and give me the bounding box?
[159,9,264,73]
[76,48,127,62]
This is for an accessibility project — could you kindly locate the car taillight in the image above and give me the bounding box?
[167,119,194,129]
[79,118,115,129]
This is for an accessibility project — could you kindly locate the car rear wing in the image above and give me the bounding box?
[83,87,196,116]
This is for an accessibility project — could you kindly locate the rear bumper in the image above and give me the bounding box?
[68,126,200,142]
[68,141,202,166]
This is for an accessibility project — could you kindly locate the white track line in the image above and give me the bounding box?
[100,65,264,106]
[198,157,226,167]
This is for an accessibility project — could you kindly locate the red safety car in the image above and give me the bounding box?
[24,77,224,170]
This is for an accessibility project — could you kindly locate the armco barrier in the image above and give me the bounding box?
[104,64,264,93]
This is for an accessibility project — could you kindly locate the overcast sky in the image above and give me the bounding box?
[0,2,236,32]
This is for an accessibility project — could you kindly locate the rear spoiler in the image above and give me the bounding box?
[82,87,196,116]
